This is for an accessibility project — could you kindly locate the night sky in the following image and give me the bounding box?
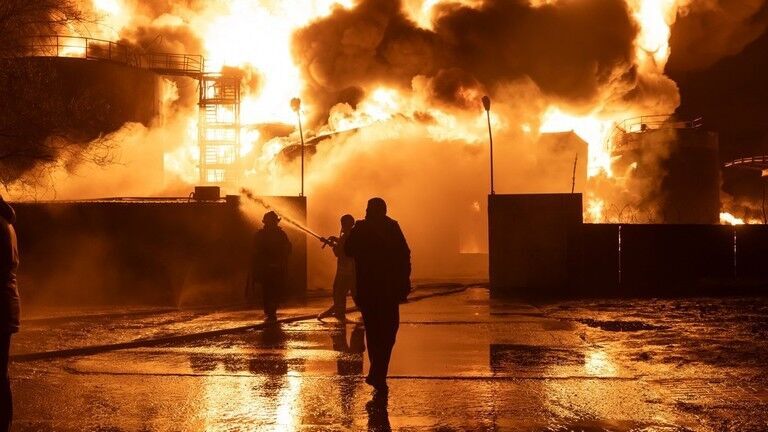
[670,27,768,199]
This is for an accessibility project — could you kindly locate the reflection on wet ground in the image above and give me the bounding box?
[10,287,768,431]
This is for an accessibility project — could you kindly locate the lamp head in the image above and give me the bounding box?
[290,97,301,113]
[482,95,491,112]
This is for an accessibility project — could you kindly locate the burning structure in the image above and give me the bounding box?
[608,115,721,224]
[198,69,242,186]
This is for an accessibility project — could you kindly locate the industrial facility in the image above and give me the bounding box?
[5,32,768,305]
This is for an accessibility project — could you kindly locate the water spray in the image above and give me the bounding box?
[240,188,335,247]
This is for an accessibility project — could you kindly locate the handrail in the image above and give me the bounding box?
[615,114,702,134]
[20,35,139,66]
[139,52,204,75]
[724,155,768,169]
[16,35,205,76]
[611,114,705,150]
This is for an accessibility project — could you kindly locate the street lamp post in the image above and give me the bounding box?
[482,95,495,195]
[291,97,305,197]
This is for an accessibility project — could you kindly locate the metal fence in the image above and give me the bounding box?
[20,35,204,76]
[23,35,139,66]
[139,52,204,76]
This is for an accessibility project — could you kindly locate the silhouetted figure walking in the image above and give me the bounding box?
[252,211,291,323]
[0,197,18,432]
[318,214,356,322]
[345,198,410,396]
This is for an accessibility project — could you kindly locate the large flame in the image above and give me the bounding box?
[78,0,692,222]
[537,0,683,221]
[202,0,354,124]
[720,212,745,225]
[633,0,679,70]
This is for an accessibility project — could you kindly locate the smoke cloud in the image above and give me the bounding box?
[11,0,767,291]
[292,0,640,124]
[668,0,768,71]
[241,80,589,286]
[5,77,193,200]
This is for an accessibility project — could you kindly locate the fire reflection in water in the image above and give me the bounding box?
[274,375,302,431]
[197,325,304,431]
[584,348,617,377]
[542,346,622,424]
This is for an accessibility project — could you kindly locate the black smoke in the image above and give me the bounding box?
[668,0,768,72]
[292,0,639,125]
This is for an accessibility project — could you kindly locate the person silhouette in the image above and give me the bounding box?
[252,211,291,323]
[318,214,356,322]
[345,198,411,397]
[0,197,18,432]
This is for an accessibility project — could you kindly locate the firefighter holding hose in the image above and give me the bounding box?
[317,214,356,322]
[252,211,292,323]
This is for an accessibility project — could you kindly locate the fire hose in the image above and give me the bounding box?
[240,188,337,248]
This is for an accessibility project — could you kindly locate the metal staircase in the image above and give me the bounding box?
[17,35,243,185]
[198,72,241,185]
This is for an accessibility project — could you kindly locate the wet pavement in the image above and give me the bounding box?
[9,287,768,431]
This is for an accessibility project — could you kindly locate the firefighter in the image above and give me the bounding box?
[317,214,356,322]
[345,198,411,397]
[252,211,291,323]
[0,196,18,432]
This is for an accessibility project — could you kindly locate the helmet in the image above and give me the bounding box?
[262,211,280,225]
[340,214,355,226]
[366,197,387,219]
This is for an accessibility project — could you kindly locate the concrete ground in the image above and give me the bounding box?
[9,286,768,431]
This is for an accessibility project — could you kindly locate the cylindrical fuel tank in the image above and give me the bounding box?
[612,128,720,224]
[2,56,163,128]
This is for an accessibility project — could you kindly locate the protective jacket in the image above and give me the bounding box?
[345,215,410,306]
[252,225,291,281]
[0,201,19,333]
[333,232,354,273]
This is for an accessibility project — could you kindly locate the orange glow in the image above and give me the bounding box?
[719,212,749,225]
[67,0,690,223]
[328,87,402,131]
[586,198,606,223]
[202,0,352,124]
[539,107,617,178]
[584,348,617,376]
[404,0,482,29]
[57,35,87,58]
[631,0,679,71]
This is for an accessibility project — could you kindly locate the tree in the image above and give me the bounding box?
[0,59,118,191]
[0,1,117,194]
[0,0,85,58]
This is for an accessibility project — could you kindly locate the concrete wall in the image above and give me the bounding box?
[12,197,307,308]
[735,225,768,281]
[619,224,734,295]
[488,193,583,297]
[489,194,767,298]
[580,224,620,296]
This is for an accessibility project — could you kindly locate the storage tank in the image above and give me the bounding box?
[3,56,164,127]
[611,116,720,224]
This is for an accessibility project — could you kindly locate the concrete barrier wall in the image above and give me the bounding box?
[488,194,767,298]
[581,224,620,296]
[620,224,734,295]
[12,197,307,308]
[735,225,768,281]
[488,194,583,297]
